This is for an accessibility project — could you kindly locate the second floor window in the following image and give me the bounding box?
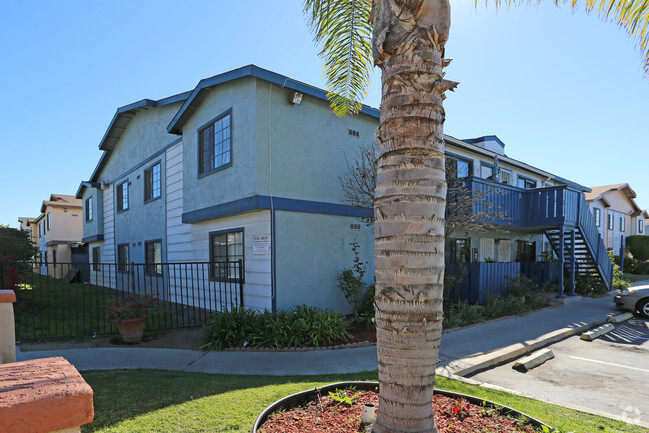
[199,112,232,175]
[517,176,536,189]
[445,156,471,180]
[594,208,601,227]
[620,216,626,232]
[145,163,161,201]
[86,197,94,222]
[46,213,51,230]
[608,213,614,230]
[117,181,129,212]
[640,220,644,234]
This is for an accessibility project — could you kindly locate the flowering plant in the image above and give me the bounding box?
[106,295,160,322]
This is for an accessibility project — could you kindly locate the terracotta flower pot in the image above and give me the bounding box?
[116,317,147,343]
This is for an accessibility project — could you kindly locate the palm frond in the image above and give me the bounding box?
[480,0,649,74]
[303,0,373,116]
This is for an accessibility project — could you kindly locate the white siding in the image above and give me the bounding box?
[165,142,272,311]
[91,185,116,289]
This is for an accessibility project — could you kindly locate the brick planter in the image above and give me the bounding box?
[0,357,94,433]
[0,289,16,363]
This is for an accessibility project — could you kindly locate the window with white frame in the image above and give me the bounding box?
[144,163,161,202]
[594,208,601,227]
[640,220,644,234]
[199,111,232,175]
[620,216,626,232]
[210,229,244,282]
[46,213,51,230]
[608,213,614,230]
[85,197,94,222]
[117,181,129,212]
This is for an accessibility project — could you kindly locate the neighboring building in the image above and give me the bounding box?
[585,184,649,253]
[36,194,84,279]
[441,135,612,298]
[17,217,37,244]
[76,65,611,313]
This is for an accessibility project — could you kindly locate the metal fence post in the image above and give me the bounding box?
[238,259,244,307]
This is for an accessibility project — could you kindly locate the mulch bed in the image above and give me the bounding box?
[259,389,542,433]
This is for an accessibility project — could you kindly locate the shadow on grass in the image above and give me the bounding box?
[81,369,379,432]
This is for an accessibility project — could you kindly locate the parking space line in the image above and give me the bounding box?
[569,356,649,373]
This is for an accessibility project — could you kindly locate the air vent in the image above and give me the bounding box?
[348,129,360,138]
[350,223,361,230]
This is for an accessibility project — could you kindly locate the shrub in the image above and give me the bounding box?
[0,225,38,289]
[442,302,483,329]
[338,241,368,316]
[610,250,630,290]
[627,236,649,261]
[203,305,351,351]
[634,261,649,275]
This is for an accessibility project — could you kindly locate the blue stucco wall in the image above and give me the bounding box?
[274,210,375,313]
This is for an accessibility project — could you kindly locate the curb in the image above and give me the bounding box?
[580,323,615,341]
[607,312,634,323]
[512,348,554,372]
[436,315,609,378]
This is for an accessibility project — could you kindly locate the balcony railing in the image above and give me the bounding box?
[458,177,582,228]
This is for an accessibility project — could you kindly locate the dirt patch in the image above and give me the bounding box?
[258,389,542,433]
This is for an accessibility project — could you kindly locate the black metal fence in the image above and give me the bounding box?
[0,260,243,340]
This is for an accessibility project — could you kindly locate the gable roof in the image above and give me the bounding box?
[41,194,82,213]
[167,64,380,135]
[585,183,642,213]
[76,92,191,198]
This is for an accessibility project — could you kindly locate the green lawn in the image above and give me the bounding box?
[14,274,117,340]
[81,370,644,433]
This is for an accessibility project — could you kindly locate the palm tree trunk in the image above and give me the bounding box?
[371,1,457,432]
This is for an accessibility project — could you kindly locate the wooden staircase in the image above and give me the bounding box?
[544,227,611,290]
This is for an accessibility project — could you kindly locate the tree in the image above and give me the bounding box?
[339,141,508,238]
[304,1,649,432]
[627,235,649,262]
[0,225,38,289]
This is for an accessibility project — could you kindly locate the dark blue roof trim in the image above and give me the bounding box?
[99,91,191,151]
[168,65,380,135]
[82,234,104,243]
[182,194,372,224]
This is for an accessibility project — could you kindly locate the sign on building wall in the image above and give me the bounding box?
[252,234,271,255]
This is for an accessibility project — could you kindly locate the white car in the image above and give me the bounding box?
[614,285,649,318]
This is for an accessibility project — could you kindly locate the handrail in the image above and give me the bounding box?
[462,177,613,289]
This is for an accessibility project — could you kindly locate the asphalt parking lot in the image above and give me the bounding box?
[469,317,649,428]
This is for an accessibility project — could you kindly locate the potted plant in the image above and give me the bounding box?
[106,295,160,343]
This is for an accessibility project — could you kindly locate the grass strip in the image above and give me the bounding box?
[80,370,644,433]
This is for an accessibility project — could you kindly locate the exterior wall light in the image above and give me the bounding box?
[290,92,303,105]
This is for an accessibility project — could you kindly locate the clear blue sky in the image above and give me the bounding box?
[1,0,647,227]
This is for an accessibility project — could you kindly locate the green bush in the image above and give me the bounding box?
[203,305,352,351]
[635,261,649,275]
[442,302,483,329]
[0,225,38,289]
[627,236,649,262]
[355,283,375,330]
[610,250,630,290]
[338,241,368,316]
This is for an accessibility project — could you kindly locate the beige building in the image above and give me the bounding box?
[36,194,84,278]
[585,184,648,252]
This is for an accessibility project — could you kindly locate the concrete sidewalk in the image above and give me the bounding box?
[16,294,620,376]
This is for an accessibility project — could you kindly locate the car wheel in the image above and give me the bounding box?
[635,298,649,319]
